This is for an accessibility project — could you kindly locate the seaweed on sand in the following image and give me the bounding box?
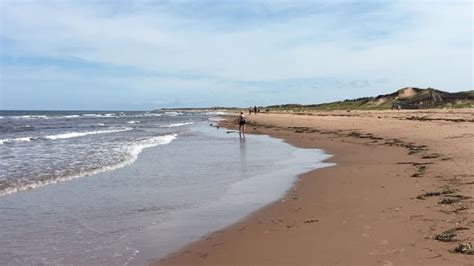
[434,227,469,242]
[451,243,474,255]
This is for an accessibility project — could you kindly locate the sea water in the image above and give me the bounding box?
[0,111,333,265]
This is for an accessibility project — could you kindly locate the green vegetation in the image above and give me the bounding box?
[266,88,474,111]
[158,88,473,112]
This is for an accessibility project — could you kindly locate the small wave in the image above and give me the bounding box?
[0,137,32,144]
[13,125,35,132]
[127,134,177,161]
[141,113,162,117]
[11,115,49,119]
[160,122,194,128]
[44,128,132,140]
[164,112,183,116]
[0,134,177,196]
[206,111,230,116]
[82,113,117,118]
[127,120,140,124]
[62,115,81,118]
[126,113,162,118]
[0,127,132,144]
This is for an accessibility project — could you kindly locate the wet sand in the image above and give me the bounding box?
[154,109,473,265]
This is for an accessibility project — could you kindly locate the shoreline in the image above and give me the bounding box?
[154,110,473,265]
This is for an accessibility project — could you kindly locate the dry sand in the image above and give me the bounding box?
[154,109,473,266]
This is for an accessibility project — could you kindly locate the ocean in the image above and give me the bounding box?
[0,110,332,265]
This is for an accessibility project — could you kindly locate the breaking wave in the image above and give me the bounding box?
[0,127,133,145]
[0,134,177,196]
[160,122,194,128]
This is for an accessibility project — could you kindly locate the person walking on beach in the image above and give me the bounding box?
[249,107,252,115]
[254,106,257,115]
[239,112,246,135]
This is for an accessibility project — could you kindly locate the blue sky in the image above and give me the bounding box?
[0,0,472,110]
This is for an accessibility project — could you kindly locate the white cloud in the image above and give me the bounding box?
[0,0,472,109]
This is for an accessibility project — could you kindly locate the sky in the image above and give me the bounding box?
[0,0,472,110]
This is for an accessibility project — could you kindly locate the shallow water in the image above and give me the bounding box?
[0,110,201,195]
[0,114,333,265]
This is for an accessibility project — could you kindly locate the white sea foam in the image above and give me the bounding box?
[0,137,32,144]
[127,120,140,124]
[206,111,230,116]
[62,115,81,118]
[44,128,132,140]
[164,112,183,116]
[12,115,49,119]
[0,127,132,144]
[208,117,225,122]
[207,111,230,122]
[17,125,33,129]
[125,113,161,118]
[0,134,177,196]
[82,113,117,118]
[126,134,177,162]
[160,122,194,128]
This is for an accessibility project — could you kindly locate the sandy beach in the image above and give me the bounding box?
[155,109,473,266]
[2,1,472,265]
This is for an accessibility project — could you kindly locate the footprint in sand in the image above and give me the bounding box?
[383,261,393,266]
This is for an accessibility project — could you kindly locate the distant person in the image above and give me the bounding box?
[254,106,257,115]
[239,112,246,135]
[249,107,252,115]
